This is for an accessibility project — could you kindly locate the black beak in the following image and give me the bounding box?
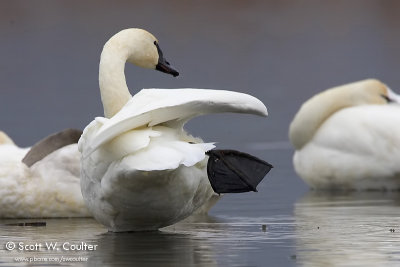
[154,42,179,77]
[381,94,394,103]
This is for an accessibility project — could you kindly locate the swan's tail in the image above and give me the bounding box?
[206,149,273,194]
[0,131,14,145]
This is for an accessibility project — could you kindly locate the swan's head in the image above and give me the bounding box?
[351,79,400,105]
[106,28,179,77]
[289,79,400,150]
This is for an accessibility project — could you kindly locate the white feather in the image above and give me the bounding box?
[0,143,90,218]
[290,79,400,190]
[294,105,400,190]
[84,88,267,156]
[79,28,268,231]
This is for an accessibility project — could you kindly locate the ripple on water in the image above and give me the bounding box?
[1,192,400,266]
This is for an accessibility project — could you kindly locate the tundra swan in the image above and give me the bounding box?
[79,28,272,232]
[0,129,90,217]
[289,79,400,190]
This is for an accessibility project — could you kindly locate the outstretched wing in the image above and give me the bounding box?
[22,128,82,167]
[84,89,267,156]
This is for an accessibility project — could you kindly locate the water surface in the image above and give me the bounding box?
[1,149,400,266]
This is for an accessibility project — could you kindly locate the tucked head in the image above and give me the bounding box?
[289,79,400,149]
[350,79,400,105]
[104,28,179,77]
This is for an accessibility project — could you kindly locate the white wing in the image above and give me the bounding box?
[82,89,267,156]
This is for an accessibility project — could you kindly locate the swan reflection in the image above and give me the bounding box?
[89,230,217,267]
[88,214,224,267]
[294,191,400,266]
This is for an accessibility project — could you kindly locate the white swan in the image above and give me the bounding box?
[78,28,270,232]
[289,79,400,190]
[0,130,90,217]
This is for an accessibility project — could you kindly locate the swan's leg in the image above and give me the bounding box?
[206,149,273,194]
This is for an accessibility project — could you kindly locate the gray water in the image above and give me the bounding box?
[1,1,400,266]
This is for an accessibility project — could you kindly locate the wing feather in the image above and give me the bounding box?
[84,89,267,156]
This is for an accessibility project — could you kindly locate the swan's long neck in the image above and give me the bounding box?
[289,86,355,150]
[99,41,132,118]
[289,79,388,149]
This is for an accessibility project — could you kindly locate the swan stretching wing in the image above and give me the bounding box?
[79,28,271,231]
[83,89,267,156]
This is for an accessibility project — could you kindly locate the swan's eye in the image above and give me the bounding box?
[381,94,393,103]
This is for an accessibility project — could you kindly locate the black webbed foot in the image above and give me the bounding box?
[206,149,273,194]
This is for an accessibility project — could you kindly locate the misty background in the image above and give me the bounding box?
[1,1,399,149]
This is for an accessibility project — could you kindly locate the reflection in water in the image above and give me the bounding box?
[13,194,400,266]
[90,231,217,267]
[3,194,400,266]
[86,213,297,266]
[294,191,400,266]
[0,218,104,267]
[0,197,297,267]
[0,217,221,267]
[89,215,220,267]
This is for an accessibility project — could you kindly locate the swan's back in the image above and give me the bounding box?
[294,104,400,190]
[0,144,90,218]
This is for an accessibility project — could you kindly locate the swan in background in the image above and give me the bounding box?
[0,131,14,145]
[79,28,272,232]
[0,129,90,218]
[289,79,400,190]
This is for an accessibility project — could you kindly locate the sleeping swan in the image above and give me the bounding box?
[78,28,272,232]
[289,79,400,190]
[0,129,90,217]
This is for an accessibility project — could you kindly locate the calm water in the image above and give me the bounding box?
[1,1,400,266]
[1,148,400,266]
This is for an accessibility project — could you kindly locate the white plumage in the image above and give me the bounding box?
[0,134,90,217]
[79,28,268,231]
[83,88,267,156]
[289,79,400,190]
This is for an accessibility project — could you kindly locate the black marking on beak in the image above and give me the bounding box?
[154,41,179,77]
[381,94,394,103]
